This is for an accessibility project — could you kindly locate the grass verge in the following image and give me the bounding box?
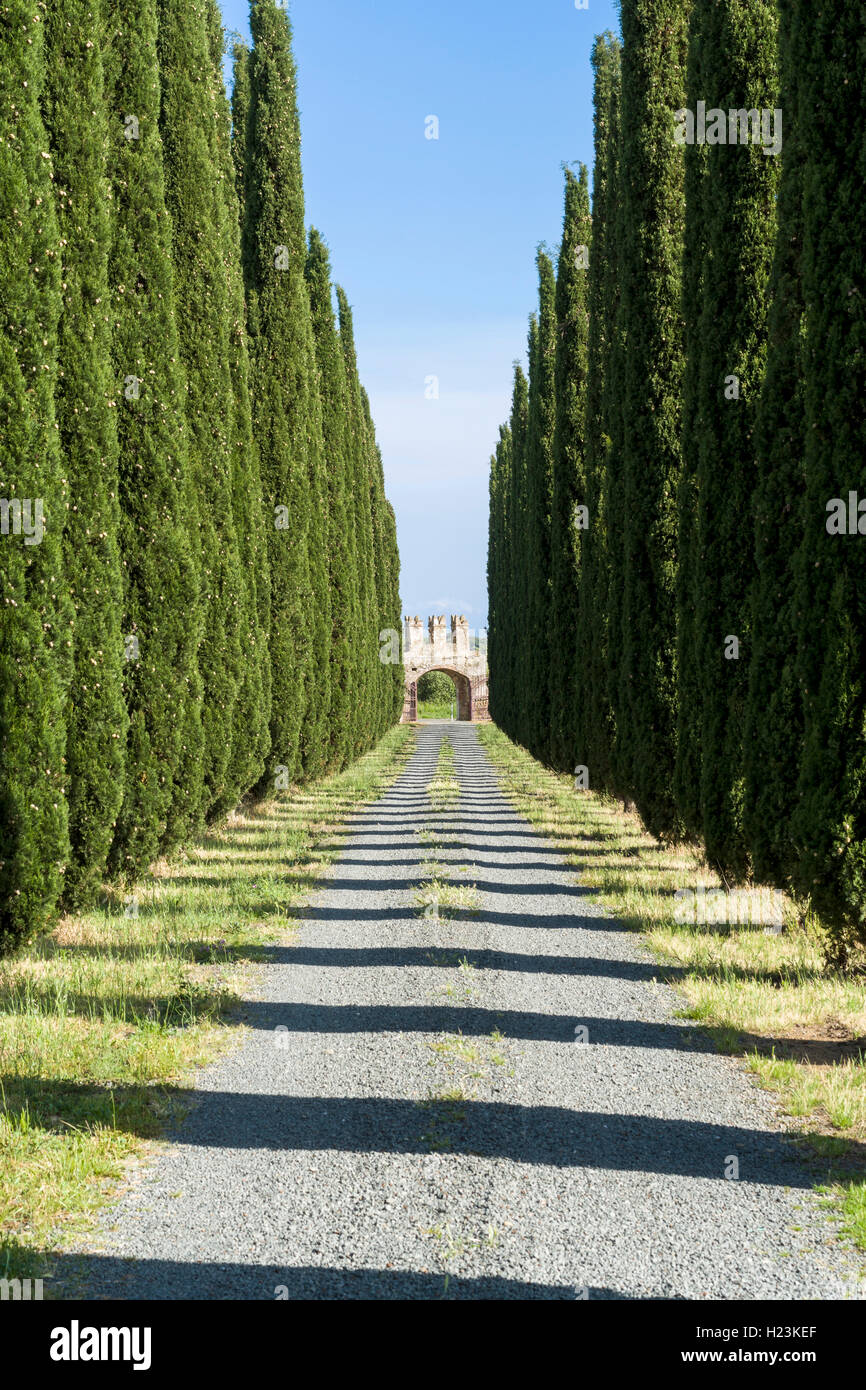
[477,723,866,1256]
[427,737,460,810]
[0,725,416,1284]
[418,700,454,720]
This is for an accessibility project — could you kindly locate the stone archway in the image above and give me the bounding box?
[401,615,490,723]
[407,666,473,722]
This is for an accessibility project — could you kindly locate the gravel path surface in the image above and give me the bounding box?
[60,724,864,1300]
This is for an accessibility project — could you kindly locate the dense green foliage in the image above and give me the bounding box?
[418,671,455,704]
[788,0,865,964]
[0,0,400,954]
[674,1,709,842]
[0,2,70,949]
[157,0,246,821]
[524,255,557,764]
[242,0,317,786]
[579,33,621,793]
[306,229,356,770]
[207,0,270,806]
[687,0,780,876]
[742,1,806,890]
[104,0,202,878]
[43,0,127,908]
[549,167,591,773]
[487,4,866,959]
[616,0,691,839]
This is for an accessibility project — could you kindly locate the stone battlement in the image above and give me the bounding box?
[402,614,483,659]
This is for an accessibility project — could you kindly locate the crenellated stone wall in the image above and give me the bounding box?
[401,615,489,722]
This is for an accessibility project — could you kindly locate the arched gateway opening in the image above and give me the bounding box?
[401,615,490,723]
[407,667,472,722]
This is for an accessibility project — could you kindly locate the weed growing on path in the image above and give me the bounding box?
[427,739,460,810]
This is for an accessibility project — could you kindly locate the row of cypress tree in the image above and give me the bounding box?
[0,0,402,954]
[488,1,865,962]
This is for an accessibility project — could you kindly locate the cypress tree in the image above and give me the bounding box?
[580,33,621,791]
[0,0,70,949]
[525,257,557,762]
[306,229,355,769]
[690,0,781,877]
[156,0,246,820]
[383,497,404,727]
[494,428,514,736]
[603,166,629,804]
[743,0,806,888]
[207,0,271,804]
[370,430,403,735]
[43,0,128,907]
[549,165,591,773]
[616,0,690,837]
[338,287,377,755]
[506,359,530,745]
[104,0,202,876]
[299,354,331,783]
[790,0,866,958]
[674,0,709,841]
[244,0,317,785]
[363,388,391,739]
[487,426,509,729]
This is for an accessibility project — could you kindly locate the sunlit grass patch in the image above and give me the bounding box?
[0,724,415,1282]
[414,877,481,919]
[418,700,454,720]
[427,738,460,809]
[478,722,866,1249]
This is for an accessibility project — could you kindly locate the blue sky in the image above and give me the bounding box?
[219,0,621,628]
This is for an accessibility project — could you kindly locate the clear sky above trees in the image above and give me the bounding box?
[219,0,620,626]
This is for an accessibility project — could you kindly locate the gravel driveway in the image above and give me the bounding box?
[59,724,864,1299]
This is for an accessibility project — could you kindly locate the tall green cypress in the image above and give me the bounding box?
[604,66,631,803]
[506,359,530,745]
[43,0,128,907]
[207,0,271,803]
[616,0,690,837]
[370,430,403,736]
[497,422,514,733]
[383,497,404,727]
[306,229,355,770]
[790,0,866,958]
[674,0,710,841]
[0,0,70,949]
[580,33,621,791]
[156,0,246,820]
[743,0,806,887]
[299,353,331,782]
[487,425,509,729]
[690,0,780,877]
[363,388,391,738]
[338,287,377,755]
[525,256,557,762]
[104,0,202,876]
[549,165,591,773]
[244,0,317,785]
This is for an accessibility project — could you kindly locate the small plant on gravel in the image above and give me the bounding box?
[414,878,480,918]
